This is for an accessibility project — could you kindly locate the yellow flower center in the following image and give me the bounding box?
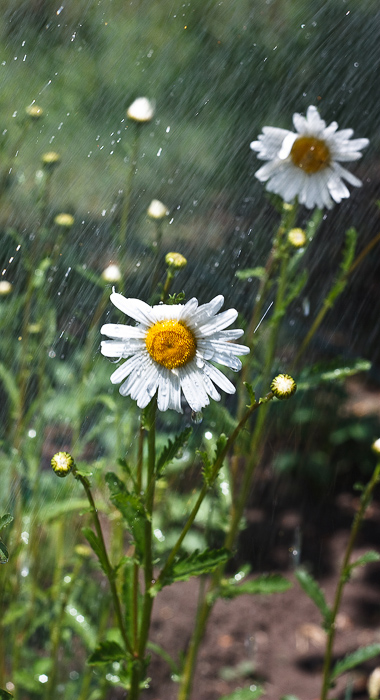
[290,136,330,174]
[145,320,196,369]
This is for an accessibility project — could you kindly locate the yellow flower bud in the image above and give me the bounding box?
[271,374,297,400]
[288,228,307,248]
[42,151,61,169]
[26,104,43,119]
[54,213,74,228]
[51,451,74,478]
[165,252,187,269]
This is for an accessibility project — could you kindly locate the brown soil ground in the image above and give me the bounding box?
[141,493,380,700]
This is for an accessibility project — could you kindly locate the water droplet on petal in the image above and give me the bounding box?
[191,411,203,424]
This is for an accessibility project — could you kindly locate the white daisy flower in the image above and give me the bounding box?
[250,105,369,209]
[101,293,250,413]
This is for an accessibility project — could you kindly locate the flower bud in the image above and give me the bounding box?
[147,199,168,219]
[42,151,61,169]
[165,252,187,269]
[127,97,155,123]
[288,228,307,248]
[368,667,380,699]
[372,438,380,456]
[54,213,74,228]
[102,264,122,283]
[271,374,297,400]
[51,451,74,478]
[0,280,12,295]
[26,104,43,119]
[282,202,294,212]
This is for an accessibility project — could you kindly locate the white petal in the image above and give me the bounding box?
[327,174,350,203]
[278,133,297,159]
[179,365,209,412]
[110,353,145,384]
[203,362,236,394]
[101,339,144,358]
[101,323,145,339]
[332,161,362,187]
[198,308,238,336]
[167,371,182,412]
[110,294,155,326]
[191,296,224,326]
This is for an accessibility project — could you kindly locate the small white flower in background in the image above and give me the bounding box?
[147,199,168,219]
[101,294,249,413]
[250,105,369,209]
[0,280,12,295]
[102,264,122,283]
[127,97,155,123]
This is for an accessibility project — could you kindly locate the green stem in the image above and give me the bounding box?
[130,399,157,699]
[320,462,380,700]
[160,268,175,302]
[73,468,133,657]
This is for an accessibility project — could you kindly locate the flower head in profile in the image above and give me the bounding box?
[101,293,249,413]
[250,105,369,209]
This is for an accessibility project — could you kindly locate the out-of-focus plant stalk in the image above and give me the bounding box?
[119,124,141,259]
[320,461,380,700]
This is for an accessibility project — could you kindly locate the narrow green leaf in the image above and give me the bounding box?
[81,527,109,575]
[295,569,331,626]
[280,695,300,700]
[220,574,291,599]
[235,267,267,281]
[0,514,13,531]
[156,427,192,476]
[0,689,13,698]
[331,643,380,680]
[218,684,264,700]
[297,358,371,391]
[88,640,126,665]
[349,551,380,570]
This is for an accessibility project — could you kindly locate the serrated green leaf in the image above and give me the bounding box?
[220,574,291,599]
[0,514,13,531]
[214,434,228,463]
[156,427,192,476]
[88,640,126,665]
[156,548,229,592]
[235,267,267,281]
[0,689,13,698]
[331,643,380,680]
[218,684,264,700]
[105,473,146,558]
[199,450,213,485]
[295,569,331,626]
[350,551,380,570]
[82,527,109,575]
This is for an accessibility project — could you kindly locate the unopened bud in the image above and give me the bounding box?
[51,451,74,478]
[26,104,43,119]
[54,213,74,228]
[368,667,380,699]
[372,439,380,456]
[165,252,187,269]
[147,199,168,219]
[42,151,61,169]
[288,228,306,248]
[271,374,297,400]
[0,280,12,295]
[127,97,155,123]
[102,264,122,283]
